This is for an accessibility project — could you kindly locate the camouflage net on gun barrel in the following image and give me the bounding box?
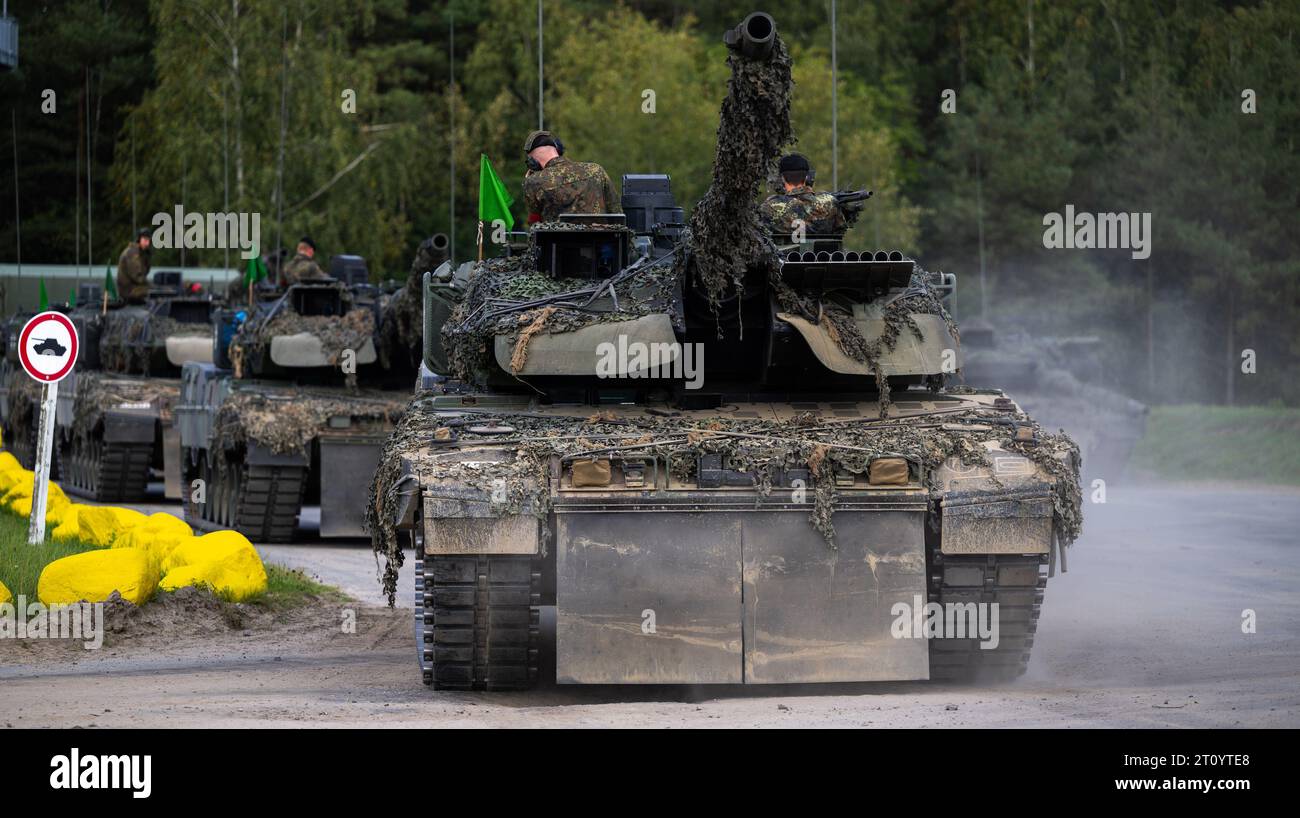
[681,32,794,311]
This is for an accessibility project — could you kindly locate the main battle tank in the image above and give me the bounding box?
[177,261,413,542]
[369,12,1083,690]
[0,276,217,502]
[959,321,1147,482]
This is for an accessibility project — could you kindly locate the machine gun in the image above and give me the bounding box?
[832,188,873,227]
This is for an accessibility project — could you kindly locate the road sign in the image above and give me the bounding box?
[17,311,78,544]
[18,311,79,383]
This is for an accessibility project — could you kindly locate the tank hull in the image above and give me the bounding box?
[177,362,406,542]
[380,391,1071,688]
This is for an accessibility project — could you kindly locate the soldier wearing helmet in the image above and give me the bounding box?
[758,153,847,238]
[521,130,621,223]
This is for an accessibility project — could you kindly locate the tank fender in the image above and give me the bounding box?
[246,444,310,468]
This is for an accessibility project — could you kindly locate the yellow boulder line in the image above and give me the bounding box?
[0,450,269,606]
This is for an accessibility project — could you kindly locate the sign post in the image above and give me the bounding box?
[17,311,79,545]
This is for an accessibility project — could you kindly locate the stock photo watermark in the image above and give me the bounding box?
[0,596,104,650]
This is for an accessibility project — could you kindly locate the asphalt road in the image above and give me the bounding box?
[2,484,1297,728]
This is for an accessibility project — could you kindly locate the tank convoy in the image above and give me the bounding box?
[2,255,420,536]
[177,257,414,542]
[369,12,1083,690]
[0,275,217,502]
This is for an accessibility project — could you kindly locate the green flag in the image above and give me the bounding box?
[478,154,515,232]
[104,266,118,300]
[38,278,48,311]
[244,247,268,287]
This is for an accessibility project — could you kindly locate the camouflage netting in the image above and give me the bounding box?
[441,222,676,383]
[368,394,1082,605]
[3,367,39,440]
[228,293,376,380]
[681,33,794,310]
[69,374,178,442]
[774,270,960,412]
[209,388,407,458]
[99,311,209,375]
[379,238,451,371]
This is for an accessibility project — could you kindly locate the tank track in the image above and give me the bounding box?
[184,455,304,543]
[415,553,541,690]
[58,435,151,502]
[927,553,1048,682]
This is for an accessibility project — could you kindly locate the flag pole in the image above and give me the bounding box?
[477,221,484,261]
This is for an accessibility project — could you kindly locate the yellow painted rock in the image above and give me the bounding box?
[160,530,267,601]
[0,450,21,473]
[114,513,193,566]
[51,503,93,543]
[159,530,253,573]
[37,548,159,606]
[0,579,11,605]
[1,475,35,508]
[76,505,150,548]
[10,482,69,519]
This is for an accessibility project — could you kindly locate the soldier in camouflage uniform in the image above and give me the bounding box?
[117,228,153,304]
[758,153,847,238]
[281,237,330,286]
[521,130,621,223]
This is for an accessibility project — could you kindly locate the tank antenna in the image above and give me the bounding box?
[831,0,838,190]
[449,12,456,264]
[11,109,20,297]
[537,0,544,129]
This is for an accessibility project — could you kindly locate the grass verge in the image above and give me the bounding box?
[245,565,349,610]
[0,512,95,599]
[1130,404,1300,485]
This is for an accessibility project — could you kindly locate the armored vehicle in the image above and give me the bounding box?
[178,270,412,542]
[369,13,1082,690]
[94,271,216,376]
[959,321,1147,482]
[0,277,218,502]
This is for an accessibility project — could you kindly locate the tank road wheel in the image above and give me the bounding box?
[417,554,541,690]
[927,554,1048,683]
[57,433,149,502]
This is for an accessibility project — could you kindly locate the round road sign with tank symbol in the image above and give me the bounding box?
[18,311,79,383]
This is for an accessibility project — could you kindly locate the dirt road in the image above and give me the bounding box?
[2,485,1297,728]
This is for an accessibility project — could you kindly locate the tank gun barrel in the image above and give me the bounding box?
[722,12,777,60]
